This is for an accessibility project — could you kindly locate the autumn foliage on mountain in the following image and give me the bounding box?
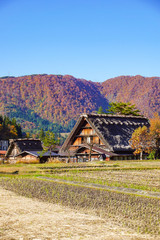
[0,74,108,133]
[0,74,159,133]
[101,75,160,118]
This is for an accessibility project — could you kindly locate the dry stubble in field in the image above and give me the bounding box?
[59,169,160,191]
[0,187,158,240]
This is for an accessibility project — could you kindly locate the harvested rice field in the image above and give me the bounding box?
[0,160,160,239]
[0,187,159,240]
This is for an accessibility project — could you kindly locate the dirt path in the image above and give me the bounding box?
[0,187,159,240]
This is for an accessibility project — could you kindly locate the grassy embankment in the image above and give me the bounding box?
[0,160,160,235]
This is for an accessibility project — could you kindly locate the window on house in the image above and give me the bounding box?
[87,136,93,144]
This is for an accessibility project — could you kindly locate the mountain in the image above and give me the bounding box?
[0,74,109,133]
[101,75,160,118]
[0,74,159,134]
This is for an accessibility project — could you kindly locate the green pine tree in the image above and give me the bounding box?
[97,106,105,114]
[107,102,141,116]
[39,128,45,141]
[42,131,59,160]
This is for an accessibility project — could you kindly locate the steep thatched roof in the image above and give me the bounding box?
[6,139,43,157]
[60,114,150,153]
[87,114,150,151]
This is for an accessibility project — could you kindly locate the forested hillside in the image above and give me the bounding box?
[0,74,159,134]
[0,74,109,134]
[101,75,160,118]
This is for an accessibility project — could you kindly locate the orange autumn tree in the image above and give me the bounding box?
[8,124,18,138]
[149,113,160,159]
[129,126,150,160]
[0,115,22,139]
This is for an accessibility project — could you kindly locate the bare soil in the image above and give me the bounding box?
[0,187,158,240]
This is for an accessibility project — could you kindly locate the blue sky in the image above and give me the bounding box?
[0,0,160,82]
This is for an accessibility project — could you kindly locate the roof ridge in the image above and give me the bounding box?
[80,113,148,119]
[9,138,41,142]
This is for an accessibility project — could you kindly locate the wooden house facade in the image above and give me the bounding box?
[60,114,150,162]
[15,150,59,163]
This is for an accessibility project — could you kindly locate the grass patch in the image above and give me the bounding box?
[0,160,160,192]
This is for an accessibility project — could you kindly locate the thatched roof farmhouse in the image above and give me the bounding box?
[5,139,58,163]
[60,114,150,162]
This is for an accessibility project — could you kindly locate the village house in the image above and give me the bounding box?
[59,114,150,162]
[0,140,9,163]
[0,140,9,151]
[5,139,58,163]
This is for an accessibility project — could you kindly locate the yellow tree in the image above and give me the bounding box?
[149,113,160,159]
[129,126,149,160]
[8,124,18,138]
